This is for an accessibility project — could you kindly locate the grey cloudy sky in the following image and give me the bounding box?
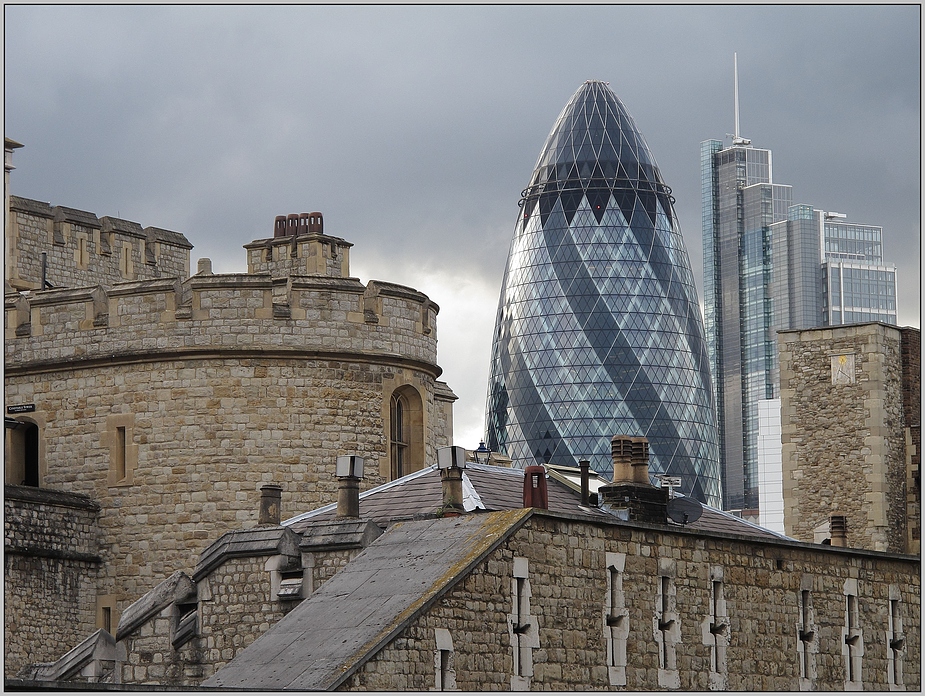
[5,5,920,448]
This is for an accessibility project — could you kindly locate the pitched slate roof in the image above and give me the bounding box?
[284,462,790,543]
[284,462,610,533]
[203,510,531,690]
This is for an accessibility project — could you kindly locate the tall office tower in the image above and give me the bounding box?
[486,81,720,507]
[820,213,898,325]
[768,207,898,327]
[701,136,792,512]
[703,64,900,516]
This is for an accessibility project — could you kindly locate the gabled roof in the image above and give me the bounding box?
[204,510,531,690]
[283,462,791,543]
[284,462,610,533]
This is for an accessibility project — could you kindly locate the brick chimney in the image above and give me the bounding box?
[597,435,668,524]
[523,465,549,509]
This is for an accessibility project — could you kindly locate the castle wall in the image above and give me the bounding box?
[779,323,910,552]
[6,196,191,292]
[4,486,101,678]
[345,514,920,691]
[5,249,449,625]
[4,354,442,612]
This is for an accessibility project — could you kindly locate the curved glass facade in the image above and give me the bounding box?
[486,81,720,507]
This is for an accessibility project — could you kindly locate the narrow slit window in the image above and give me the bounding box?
[115,426,127,481]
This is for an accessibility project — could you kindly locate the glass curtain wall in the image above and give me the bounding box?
[487,81,720,507]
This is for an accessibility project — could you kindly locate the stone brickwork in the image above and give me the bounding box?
[118,603,205,686]
[4,355,445,609]
[6,196,191,292]
[779,323,910,552]
[900,327,921,553]
[4,486,101,678]
[4,200,455,667]
[343,513,920,692]
[183,555,290,682]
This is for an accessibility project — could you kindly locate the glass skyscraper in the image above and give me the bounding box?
[701,138,792,512]
[703,139,899,515]
[486,81,720,508]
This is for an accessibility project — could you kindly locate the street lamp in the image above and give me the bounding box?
[474,440,490,465]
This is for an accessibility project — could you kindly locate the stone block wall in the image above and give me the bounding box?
[4,486,101,678]
[779,323,908,552]
[4,355,444,610]
[344,514,920,691]
[900,327,920,553]
[119,604,205,686]
[6,196,191,292]
[195,555,291,679]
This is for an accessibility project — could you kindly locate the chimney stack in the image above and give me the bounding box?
[258,484,283,526]
[335,455,364,519]
[437,446,467,515]
[597,435,668,524]
[830,514,848,547]
[523,465,549,509]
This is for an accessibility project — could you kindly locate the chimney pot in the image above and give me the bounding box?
[523,465,549,509]
[335,455,364,519]
[259,484,283,526]
[830,513,848,547]
[437,446,467,515]
[611,435,650,485]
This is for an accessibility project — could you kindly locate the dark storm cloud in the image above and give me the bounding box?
[5,5,919,444]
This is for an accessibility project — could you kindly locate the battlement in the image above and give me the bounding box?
[6,196,193,292]
[5,270,440,372]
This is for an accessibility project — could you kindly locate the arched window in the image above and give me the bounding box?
[390,392,409,479]
[387,385,424,480]
[5,418,40,487]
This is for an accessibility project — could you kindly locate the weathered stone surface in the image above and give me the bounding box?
[4,198,455,678]
[779,324,914,553]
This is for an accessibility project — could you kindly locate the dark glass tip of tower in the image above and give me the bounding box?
[486,80,721,508]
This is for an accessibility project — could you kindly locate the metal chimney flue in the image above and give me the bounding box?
[259,484,283,526]
[578,459,591,507]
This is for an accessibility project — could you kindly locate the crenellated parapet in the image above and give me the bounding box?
[6,196,193,292]
[5,271,440,374]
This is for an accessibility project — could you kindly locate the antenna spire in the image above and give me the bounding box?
[732,53,751,146]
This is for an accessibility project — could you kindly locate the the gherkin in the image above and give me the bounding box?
[486,80,720,507]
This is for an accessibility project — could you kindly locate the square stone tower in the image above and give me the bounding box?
[779,322,919,553]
